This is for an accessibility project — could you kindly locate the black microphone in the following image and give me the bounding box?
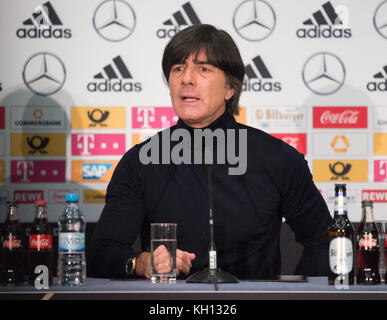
[186,164,238,284]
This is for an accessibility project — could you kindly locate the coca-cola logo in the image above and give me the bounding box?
[3,238,22,249]
[359,236,377,249]
[313,106,367,128]
[29,234,52,249]
[320,110,359,124]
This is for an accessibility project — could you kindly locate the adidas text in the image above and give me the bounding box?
[16,26,72,39]
[87,80,142,92]
[156,26,181,39]
[367,80,387,92]
[243,79,281,92]
[296,26,351,38]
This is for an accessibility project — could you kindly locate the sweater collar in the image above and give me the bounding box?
[175,110,235,132]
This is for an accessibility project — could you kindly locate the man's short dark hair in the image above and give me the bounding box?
[162,24,245,116]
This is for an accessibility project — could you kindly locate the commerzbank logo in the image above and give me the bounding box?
[22,52,66,96]
[233,0,276,42]
[93,0,136,42]
[87,55,141,92]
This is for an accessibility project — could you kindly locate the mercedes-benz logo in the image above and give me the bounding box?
[232,0,276,42]
[374,0,387,39]
[93,0,136,42]
[302,52,345,96]
[22,52,66,96]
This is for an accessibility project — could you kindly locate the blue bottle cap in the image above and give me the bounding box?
[66,193,79,202]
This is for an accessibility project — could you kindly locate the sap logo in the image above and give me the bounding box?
[82,163,113,180]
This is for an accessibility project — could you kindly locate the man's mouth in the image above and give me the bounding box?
[181,96,200,102]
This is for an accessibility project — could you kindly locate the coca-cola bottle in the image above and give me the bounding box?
[356,201,380,284]
[0,202,26,285]
[28,201,53,285]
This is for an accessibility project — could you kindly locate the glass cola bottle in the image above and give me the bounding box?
[328,184,354,285]
[0,202,26,285]
[356,201,380,284]
[28,201,53,285]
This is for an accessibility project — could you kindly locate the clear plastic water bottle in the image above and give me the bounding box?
[57,193,86,286]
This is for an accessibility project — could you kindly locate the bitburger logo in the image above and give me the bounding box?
[16,1,71,39]
[297,1,351,39]
[243,55,281,92]
[87,55,142,92]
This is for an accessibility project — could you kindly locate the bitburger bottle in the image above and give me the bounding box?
[328,184,354,285]
[356,201,380,285]
[28,201,53,285]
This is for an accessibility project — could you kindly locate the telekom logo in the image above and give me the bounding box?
[72,134,125,156]
[374,160,387,182]
[132,107,178,129]
[313,106,367,128]
[11,160,65,183]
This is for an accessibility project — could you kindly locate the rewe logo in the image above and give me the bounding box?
[156,2,201,39]
[367,64,387,91]
[71,133,126,156]
[17,1,72,39]
[243,55,281,92]
[362,190,387,203]
[270,133,307,154]
[297,1,351,39]
[82,163,113,180]
[87,55,141,92]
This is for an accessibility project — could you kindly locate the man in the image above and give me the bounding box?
[87,24,332,280]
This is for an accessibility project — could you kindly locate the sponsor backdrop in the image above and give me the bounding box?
[0,0,387,223]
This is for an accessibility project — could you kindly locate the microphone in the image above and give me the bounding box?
[186,164,239,284]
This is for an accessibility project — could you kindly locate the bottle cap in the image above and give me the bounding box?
[361,200,373,207]
[66,193,79,202]
[35,200,47,205]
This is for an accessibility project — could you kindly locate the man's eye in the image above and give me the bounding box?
[173,66,183,72]
[201,66,209,72]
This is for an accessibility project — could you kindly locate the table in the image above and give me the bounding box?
[1,277,387,300]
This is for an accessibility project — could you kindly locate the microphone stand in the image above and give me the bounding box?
[186,165,239,284]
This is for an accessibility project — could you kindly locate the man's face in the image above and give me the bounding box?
[168,50,235,128]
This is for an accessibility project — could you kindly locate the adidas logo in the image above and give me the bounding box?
[367,65,387,92]
[156,2,201,38]
[17,1,71,39]
[296,1,351,39]
[243,56,281,92]
[87,55,142,92]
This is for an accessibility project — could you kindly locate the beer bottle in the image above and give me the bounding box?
[356,201,380,284]
[328,184,354,285]
[28,201,53,285]
[0,202,25,285]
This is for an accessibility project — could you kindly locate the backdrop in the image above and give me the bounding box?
[0,0,387,223]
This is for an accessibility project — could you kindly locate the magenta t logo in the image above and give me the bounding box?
[374,160,387,182]
[11,160,66,183]
[71,133,125,156]
[132,107,178,129]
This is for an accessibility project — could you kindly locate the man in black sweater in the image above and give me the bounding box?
[87,24,332,280]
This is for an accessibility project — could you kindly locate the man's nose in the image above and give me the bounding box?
[181,66,195,85]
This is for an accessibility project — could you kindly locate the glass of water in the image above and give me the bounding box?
[150,223,177,284]
[375,220,387,283]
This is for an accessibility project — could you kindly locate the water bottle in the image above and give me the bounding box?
[57,193,86,286]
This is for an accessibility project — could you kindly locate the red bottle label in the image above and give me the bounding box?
[3,237,22,249]
[29,234,52,249]
[359,236,377,248]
